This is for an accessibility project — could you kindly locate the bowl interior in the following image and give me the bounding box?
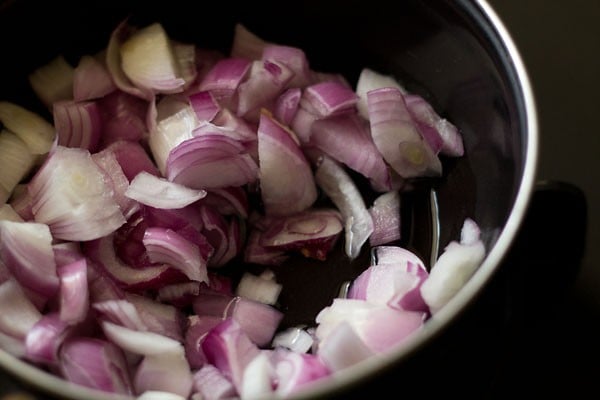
[0,0,535,398]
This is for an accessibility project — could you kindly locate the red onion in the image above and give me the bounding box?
[257,111,317,216]
[367,87,442,178]
[315,156,374,259]
[192,363,236,400]
[73,55,117,102]
[126,171,207,209]
[0,101,55,155]
[368,190,401,246]
[0,130,35,204]
[420,218,486,313]
[57,258,89,324]
[28,55,74,109]
[0,279,42,339]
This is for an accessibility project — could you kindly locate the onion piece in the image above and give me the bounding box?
[126,171,207,209]
[192,293,283,347]
[53,100,102,151]
[84,234,184,291]
[367,87,442,178]
[98,91,148,146]
[0,220,59,297]
[192,363,237,400]
[315,298,425,354]
[29,146,126,241]
[355,67,405,119]
[106,21,154,100]
[420,218,486,314]
[405,94,464,157]
[230,23,268,60]
[258,209,343,260]
[202,187,249,218]
[271,348,329,396]
[0,204,23,222]
[184,315,223,368]
[315,321,374,372]
[310,114,390,191]
[120,23,185,94]
[149,105,199,175]
[201,318,261,394]
[8,184,34,221]
[104,140,160,182]
[172,42,198,90]
[302,81,359,118]
[0,279,42,339]
[272,327,314,354]
[0,130,35,203]
[165,135,258,190]
[239,350,274,399]
[368,190,401,246]
[92,148,140,219]
[197,58,251,108]
[0,101,55,155]
[138,391,187,400]
[73,55,117,101]
[274,87,301,125]
[236,271,282,306]
[244,229,289,266]
[257,111,317,216]
[236,59,294,118]
[134,349,193,398]
[188,91,221,122]
[157,281,201,307]
[57,258,89,324]
[314,156,373,259]
[24,313,72,365]
[143,227,209,283]
[59,337,134,395]
[262,44,311,88]
[348,246,429,313]
[28,55,74,108]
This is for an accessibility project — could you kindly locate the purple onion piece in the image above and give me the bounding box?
[258,209,343,261]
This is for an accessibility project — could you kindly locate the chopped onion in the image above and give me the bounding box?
[0,279,42,339]
[105,140,160,182]
[274,87,302,125]
[0,220,59,297]
[310,114,390,190]
[236,59,294,118]
[28,146,126,241]
[257,111,317,216]
[355,67,405,119]
[271,348,329,396]
[230,23,268,61]
[138,391,188,400]
[120,23,186,94]
[25,313,72,365]
[134,350,193,398]
[126,171,207,209]
[368,190,401,246]
[272,327,314,354]
[98,91,148,146]
[189,91,221,122]
[315,299,425,354]
[53,100,102,151]
[192,363,236,400]
[0,130,35,203]
[0,101,55,154]
[367,87,442,178]
[0,204,23,222]
[405,94,464,157]
[28,55,74,108]
[348,246,429,313]
[236,271,282,306]
[301,81,359,118]
[143,227,209,283]
[59,337,134,395]
[197,58,251,108]
[73,54,117,101]
[262,44,311,88]
[420,218,486,314]
[315,321,374,372]
[314,156,373,259]
[57,258,89,324]
[258,209,343,260]
[201,318,261,393]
